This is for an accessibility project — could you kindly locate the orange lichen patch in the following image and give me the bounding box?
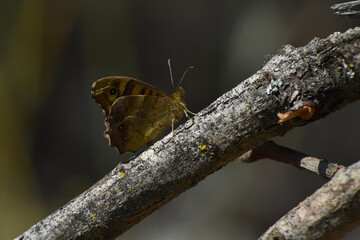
[278,105,316,124]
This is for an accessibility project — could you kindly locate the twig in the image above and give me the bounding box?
[16,27,360,240]
[332,1,360,17]
[239,141,345,179]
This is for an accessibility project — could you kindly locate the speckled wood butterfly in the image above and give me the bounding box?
[91,60,194,153]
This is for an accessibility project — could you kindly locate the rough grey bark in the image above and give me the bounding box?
[16,27,360,240]
[259,161,360,240]
[332,1,360,17]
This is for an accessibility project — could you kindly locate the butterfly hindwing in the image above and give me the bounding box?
[105,95,185,153]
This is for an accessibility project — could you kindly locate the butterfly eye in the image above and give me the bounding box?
[109,88,117,95]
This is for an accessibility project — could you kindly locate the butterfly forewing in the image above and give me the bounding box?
[91,76,171,115]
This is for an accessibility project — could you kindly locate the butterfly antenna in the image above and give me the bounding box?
[168,59,175,90]
[176,65,194,90]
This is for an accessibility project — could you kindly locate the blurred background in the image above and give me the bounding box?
[1,0,359,239]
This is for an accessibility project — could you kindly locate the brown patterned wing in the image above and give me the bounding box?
[104,95,185,153]
[91,76,171,116]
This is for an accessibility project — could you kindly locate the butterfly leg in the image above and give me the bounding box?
[184,109,197,119]
[171,118,175,141]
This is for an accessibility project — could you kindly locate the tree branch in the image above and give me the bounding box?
[332,1,360,17]
[259,160,360,240]
[239,141,345,179]
[16,27,360,240]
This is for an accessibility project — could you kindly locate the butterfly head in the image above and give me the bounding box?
[91,77,121,115]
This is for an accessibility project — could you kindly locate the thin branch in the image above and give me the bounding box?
[239,141,345,179]
[332,1,360,17]
[16,27,360,240]
[259,160,360,240]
